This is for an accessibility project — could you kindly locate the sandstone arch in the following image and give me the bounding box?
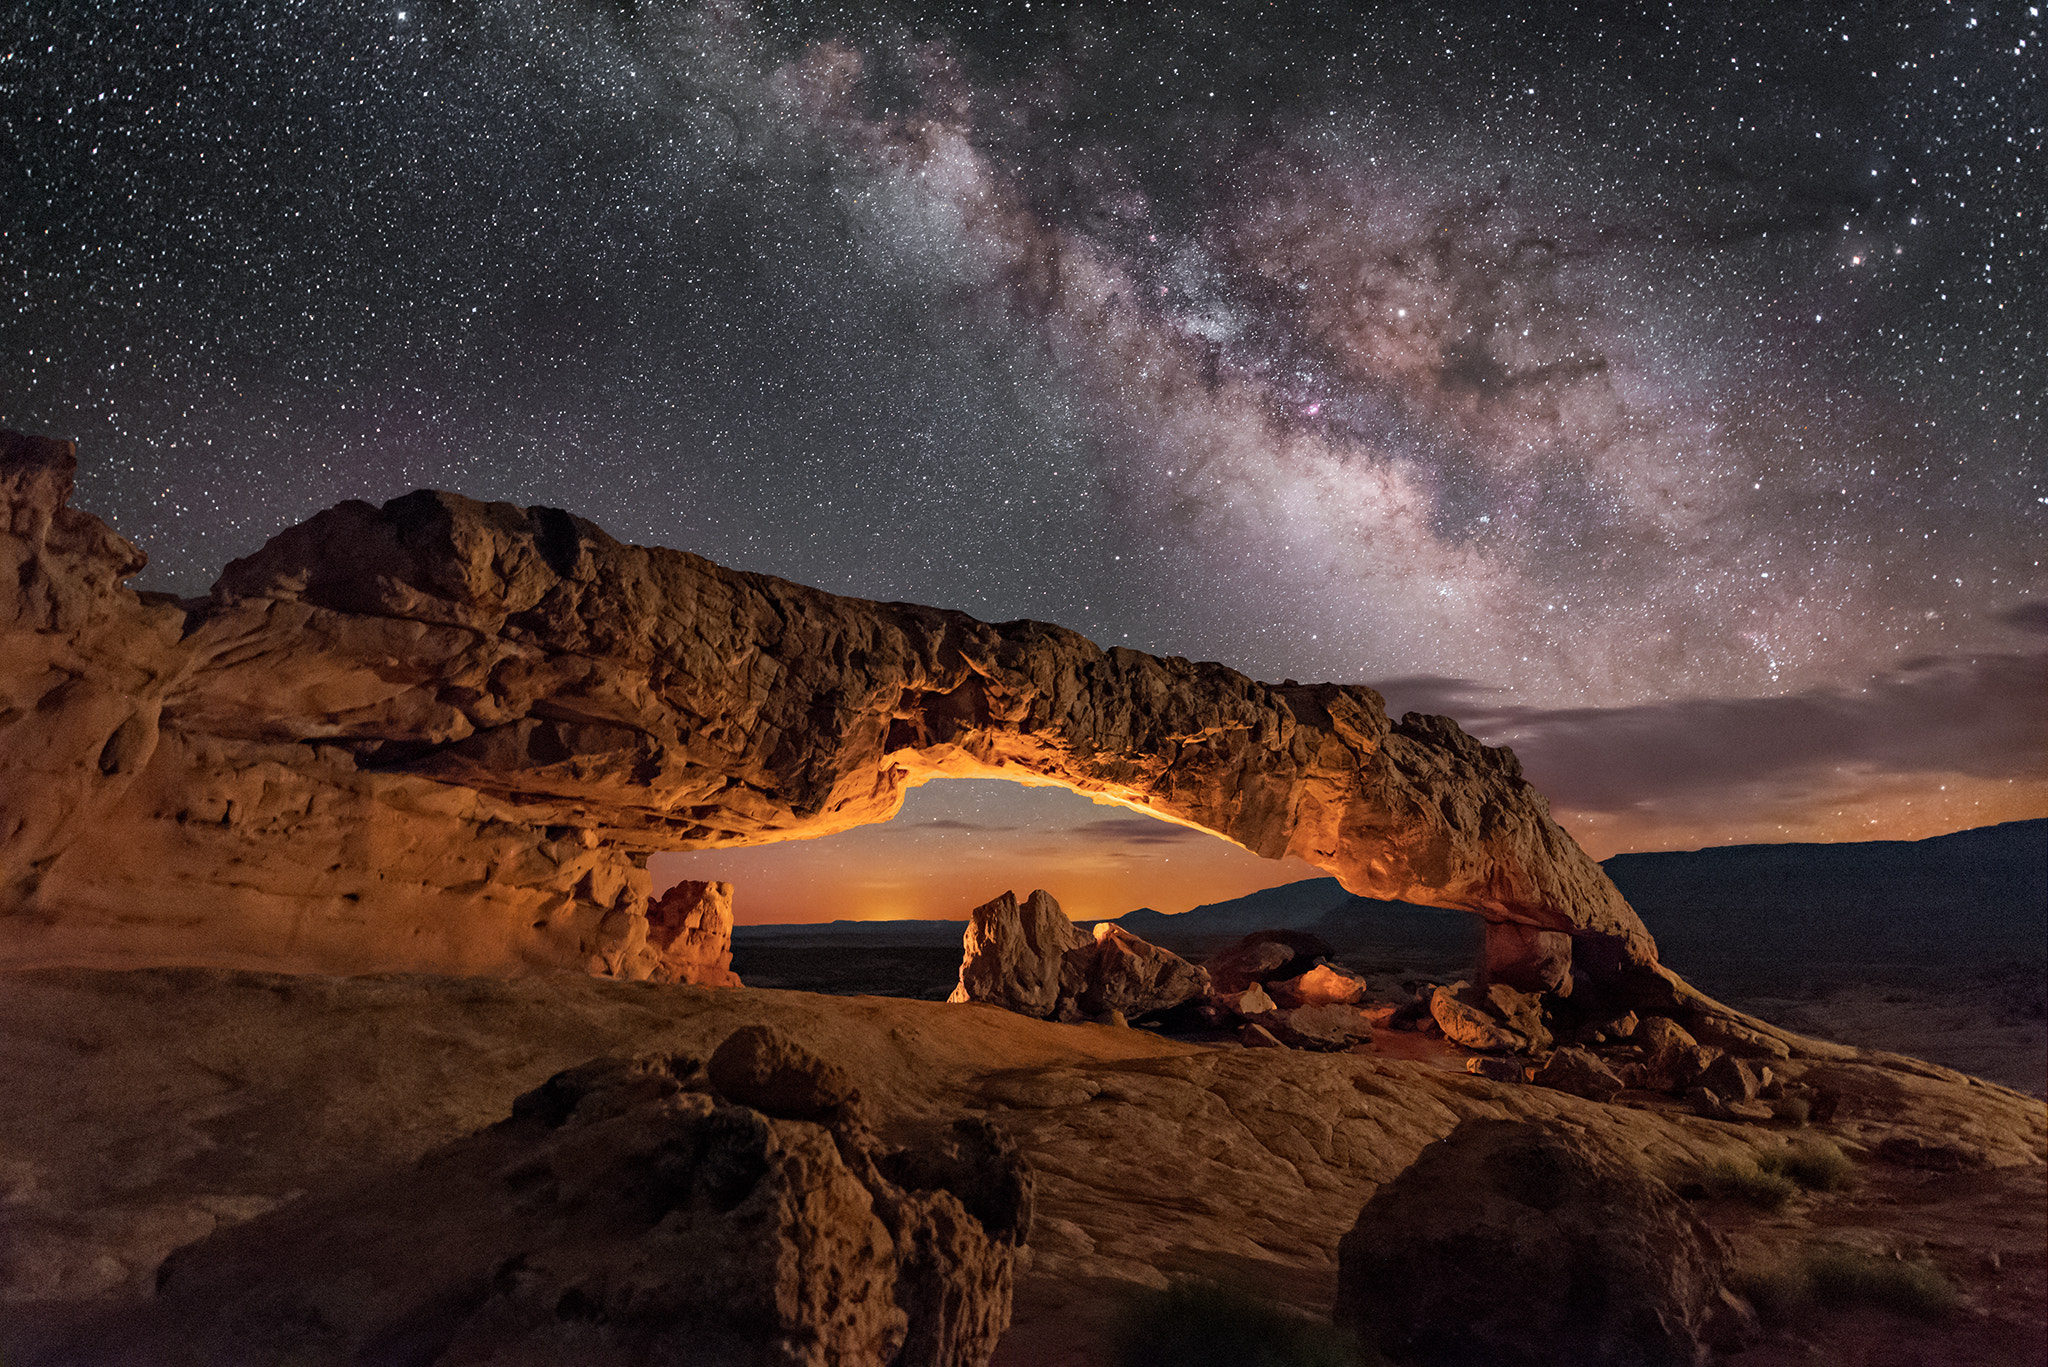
[1,430,1655,993]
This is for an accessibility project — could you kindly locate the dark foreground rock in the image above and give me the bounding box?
[1336,1118,1729,1367]
[46,1030,1028,1367]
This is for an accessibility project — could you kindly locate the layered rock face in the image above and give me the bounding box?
[1,430,1659,988]
[79,1032,1029,1367]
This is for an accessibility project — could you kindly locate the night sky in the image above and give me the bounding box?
[5,2,2042,922]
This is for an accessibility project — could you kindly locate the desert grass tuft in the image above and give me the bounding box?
[1699,1157,1801,1210]
[1770,1094,1812,1126]
[1805,1249,1959,1318]
[1736,1247,1960,1323]
[1758,1138,1856,1192]
[1110,1279,1382,1367]
[1695,1138,1856,1208]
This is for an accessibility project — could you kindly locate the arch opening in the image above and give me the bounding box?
[651,777,1322,927]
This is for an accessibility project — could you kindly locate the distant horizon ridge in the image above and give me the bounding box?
[723,816,2045,930]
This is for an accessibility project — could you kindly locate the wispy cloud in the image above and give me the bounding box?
[1370,652,2048,849]
[1067,816,1210,846]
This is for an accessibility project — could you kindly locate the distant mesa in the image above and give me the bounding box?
[8,427,1691,1013]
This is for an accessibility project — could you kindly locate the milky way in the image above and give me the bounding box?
[5,0,2042,855]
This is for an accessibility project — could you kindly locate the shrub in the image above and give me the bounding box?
[1805,1249,1960,1319]
[1699,1158,1800,1210]
[1111,1279,1382,1367]
[1693,1139,1855,1209]
[1735,1248,1960,1324]
[1759,1139,1856,1193]
[1771,1094,1812,1126]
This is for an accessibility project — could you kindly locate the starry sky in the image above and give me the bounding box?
[5,1,2043,923]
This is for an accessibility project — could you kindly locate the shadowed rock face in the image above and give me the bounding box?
[1336,1118,1729,1367]
[0,430,1657,986]
[62,1039,1027,1367]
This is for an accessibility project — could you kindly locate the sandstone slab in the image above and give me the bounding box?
[1266,1003,1376,1051]
[1,969,2043,1367]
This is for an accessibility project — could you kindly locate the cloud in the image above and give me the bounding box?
[1366,674,1509,719]
[1068,816,1210,846]
[1383,652,2048,815]
[1999,603,2048,636]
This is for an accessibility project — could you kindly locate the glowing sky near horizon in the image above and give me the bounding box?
[3,0,2041,924]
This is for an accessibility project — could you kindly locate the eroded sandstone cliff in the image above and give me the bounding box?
[2,429,1655,991]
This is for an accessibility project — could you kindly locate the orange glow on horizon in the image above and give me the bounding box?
[649,779,1321,925]
[648,774,2044,925]
[1557,770,2046,859]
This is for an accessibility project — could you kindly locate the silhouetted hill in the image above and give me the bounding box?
[1607,818,2047,981]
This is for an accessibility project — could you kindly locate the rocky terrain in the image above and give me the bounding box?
[1,967,2041,1365]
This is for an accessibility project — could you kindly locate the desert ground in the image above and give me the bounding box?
[2,955,2042,1366]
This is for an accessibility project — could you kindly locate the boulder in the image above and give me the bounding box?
[1265,1004,1375,1051]
[1080,922,1211,1019]
[948,890,1093,1017]
[1638,1017,1718,1093]
[641,880,742,986]
[1211,982,1279,1019]
[1431,982,1519,1051]
[1696,1052,1760,1106]
[948,891,1207,1023]
[1530,1046,1626,1103]
[1335,1118,1728,1367]
[1203,930,1333,994]
[1238,1022,1287,1049]
[1573,1009,1640,1046]
[1485,982,1553,1050]
[707,1024,863,1124]
[1465,1055,1527,1084]
[1271,962,1369,1007]
[1429,981,1551,1054]
[1482,919,1574,994]
[1684,1012,1794,1061]
[100,1041,1028,1367]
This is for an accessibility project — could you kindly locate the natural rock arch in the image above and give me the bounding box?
[2,430,1657,995]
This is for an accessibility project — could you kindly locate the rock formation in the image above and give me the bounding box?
[633,879,741,986]
[947,889,1210,1022]
[65,1033,1027,1367]
[3,429,1664,994]
[1429,979,1552,1054]
[1335,1118,1732,1367]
